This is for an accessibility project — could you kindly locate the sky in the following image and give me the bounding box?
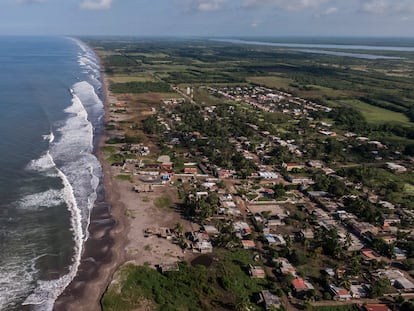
[0,0,414,37]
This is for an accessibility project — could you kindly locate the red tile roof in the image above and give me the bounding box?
[363,304,390,311]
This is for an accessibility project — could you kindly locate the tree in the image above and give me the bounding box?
[369,278,390,298]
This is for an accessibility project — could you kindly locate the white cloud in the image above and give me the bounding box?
[361,0,414,15]
[176,0,228,11]
[243,0,329,11]
[323,6,338,15]
[80,0,113,10]
[197,0,227,11]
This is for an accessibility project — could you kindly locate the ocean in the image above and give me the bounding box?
[0,36,104,310]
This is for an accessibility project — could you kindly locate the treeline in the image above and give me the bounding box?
[110,81,171,93]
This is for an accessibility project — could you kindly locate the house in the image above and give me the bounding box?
[394,247,407,260]
[158,262,180,274]
[184,167,197,174]
[160,162,173,171]
[286,175,314,185]
[259,171,279,179]
[241,240,256,249]
[361,249,381,261]
[249,265,266,278]
[360,304,391,311]
[195,241,213,253]
[298,228,314,240]
[233,221,252,237]
[275,258,297,276]
[259,290,282,311]
[386,162,407,173]
[350,284,369,298]
[329,284,352,300]
[292,277,314,293]
[267,218,284,229]
[394,277,414,291]
[319,130,337,137]
[203,225,219,237]
[350,220,379,238]
[264,234,286,246]
[217,169,234,179]
[377,269,414,292]
[307,160,324,168]
[282,162,305,172]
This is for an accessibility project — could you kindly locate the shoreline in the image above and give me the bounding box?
[54,70,128,310]
[55,47,195,311]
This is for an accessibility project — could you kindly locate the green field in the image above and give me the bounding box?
[109,74,157,83]
[332,99,412,125]
[247,75,293,89]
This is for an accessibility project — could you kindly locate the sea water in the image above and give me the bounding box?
[0,36,103,310]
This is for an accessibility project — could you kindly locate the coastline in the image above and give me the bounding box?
[55,48,194,311]
[54,71,128,311]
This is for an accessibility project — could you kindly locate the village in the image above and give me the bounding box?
[104,82,414,311]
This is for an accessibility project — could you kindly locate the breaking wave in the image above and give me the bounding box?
[18,39,104,310]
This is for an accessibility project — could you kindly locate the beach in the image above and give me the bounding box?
[54,72,192,310]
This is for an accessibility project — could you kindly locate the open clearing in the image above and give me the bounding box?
[332,99,412,125]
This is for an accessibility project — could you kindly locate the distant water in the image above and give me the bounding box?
[0,37,103,310]
[213,38,412,59]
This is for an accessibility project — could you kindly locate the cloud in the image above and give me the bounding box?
[243,0,329,11]
[197,0,227,11]
[323,6,338,15]
[80,0,113,10]
[361,0,414,15]
[176,0,228,11]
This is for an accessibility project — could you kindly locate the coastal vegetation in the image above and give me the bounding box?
[102,250,275,311]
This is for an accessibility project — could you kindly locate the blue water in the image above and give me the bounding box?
[213,38,412,59]
[0,37,103,310]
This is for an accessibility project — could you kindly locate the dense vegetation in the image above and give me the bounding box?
[102,250,275,311]
[110,81,171,93]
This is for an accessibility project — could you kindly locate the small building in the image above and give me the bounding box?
[259,290,282,311]
[249,265,266,278]
[329,284,352,300]
[298,228,314,240]
[350,284,369,298]
[233,221,252,237]
[184,167,198,174]
[394,247,407,260]
[159,162,172,171]
[158,262,180,274]
[361,249,381,261]
[195,241,213,253]
[360,304,391,311]
[203,225,219,237]
[386,162,407,173]
[307,160,324,168]
[292,277,314,293]
[241,240,256,249]
[394,277,414,292]
[275,258,297,276]
[283,162,305,172]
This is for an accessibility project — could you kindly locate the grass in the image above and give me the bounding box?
[109,74,157,83]
[154,195,172,208]
[116,174,131,181]
[247,75,293,90]
[102,250,273,311]
[102,146,118,154]
[404,183,414,195]
[332,99,412,125]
